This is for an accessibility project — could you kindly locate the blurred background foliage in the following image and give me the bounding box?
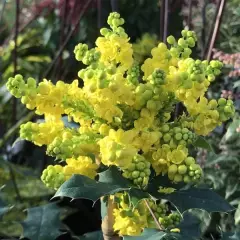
[0,0,239,239]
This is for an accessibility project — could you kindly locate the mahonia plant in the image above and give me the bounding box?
[6,12,235,237]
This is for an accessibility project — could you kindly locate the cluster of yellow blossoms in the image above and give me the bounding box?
[6,12,235,236]
[112,192,181,236]
[132,33,158,64]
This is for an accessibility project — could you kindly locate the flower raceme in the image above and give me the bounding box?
[6,12,235,236]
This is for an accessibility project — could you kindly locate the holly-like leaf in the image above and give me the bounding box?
[78,230,104,240]
[222,232,240,240]
[173,212,202,240]
[162,188,234,213]
[234,203,240,225]
[123,228,166,240]
[0,198,9,220]
[224,118,240,143]
[127,188,149,208]
[98,166,132,187]
[193,136,215,153]
[147,174,185,199]
[53,171,130,203]
[21,202,63,240]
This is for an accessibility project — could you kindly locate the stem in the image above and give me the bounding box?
[110,0,119,12]
[0,0,7,24]
[56,0,68,81]
[97,0,102,29]
[160,0,165,42]
[7,161,22,202]
[144,199,163,231]
[43,0,93,79]
[187,0,193,29]
[201,0,207,58]
[206,0,225,61]
[0,112,34,148]
[101,197,121,240]
[12,0,20,125]
[163,0,169,43]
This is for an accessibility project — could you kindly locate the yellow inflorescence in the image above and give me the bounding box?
[6,12,235,236]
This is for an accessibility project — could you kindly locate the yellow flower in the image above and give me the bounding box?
[64,156,98,179]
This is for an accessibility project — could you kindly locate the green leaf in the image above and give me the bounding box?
[98,166,132,187]
[233,80,240,89]
[147,174,185,200]
[123,228,166,240]
[225,119,240,143]
[173,212,202,240]
[0,198,9,220]
[222,232,240,240]
[157,188,234,213]
[78,230,104,240]
[128,188,149,208]
[193,136,215,153]
[53,172,130,202]
[25,55,51,63]
[100,197,108,219]
[21,202,63,240]
[234,203,240,225]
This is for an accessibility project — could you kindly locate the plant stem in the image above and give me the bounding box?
[7,160,22,202]
[56,0,68,81]
[163,0,169,43]
[110,0,119,12]
[0,0,7,24]
[43,0,93,79]
[0,112,34,148]
[12,0,20,126]
[187,0,193,29]
[97,0,102,29]
[144,199,163,231]
[160,0,165,42]
[101,197,121,240]
[201,0,207,58]
[206,0,225,61]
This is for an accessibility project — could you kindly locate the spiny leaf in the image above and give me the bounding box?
[53,171,130,202]
[173,212,202,240]
[147,174,185,200]
[0,198,9,220]
[21,202,63,240]
[234,203,240,225]
[222,232,240,240]
[98,166,132,187]
[224,118,240,143]
[193,136,215,153]
[162,188,234,213]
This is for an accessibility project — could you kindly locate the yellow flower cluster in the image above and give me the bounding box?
[6,12,235,236]
[41,156,98,189]
[132,33,158,64]
[112,192,181,236]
